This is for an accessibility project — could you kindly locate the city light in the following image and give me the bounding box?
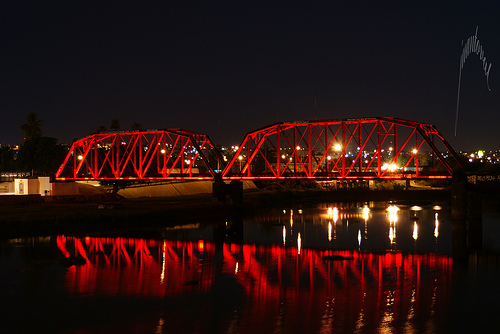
[413,222,418,240]
[434,213,439,238]
[283,226,286,245]
[387,205,399,223]
[363,205,370,222]
[382,163,399,171]
[389,226,395,244]
[297,232,301,254]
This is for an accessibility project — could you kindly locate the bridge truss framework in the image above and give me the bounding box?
[222,117,463,180]
[55,129,224,180]
[55,118,463,181]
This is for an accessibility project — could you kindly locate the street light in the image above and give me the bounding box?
[238,155,243,172]
[388,163,398,172]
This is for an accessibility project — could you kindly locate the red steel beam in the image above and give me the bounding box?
[55,118,462,181]
[222,118,463,179]
[56,129,224,180]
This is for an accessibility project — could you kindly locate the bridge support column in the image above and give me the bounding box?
[212,177,243,204]
[212,174,226,202]
[212,181,226,202]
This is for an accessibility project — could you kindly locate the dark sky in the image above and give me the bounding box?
[1,1,499,151]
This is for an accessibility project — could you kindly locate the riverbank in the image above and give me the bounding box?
[0,193,242,238]
[0,187,456,239]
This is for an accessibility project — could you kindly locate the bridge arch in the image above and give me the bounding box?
[55,118,463,181]
[55,129,224,180]
[222,117,463,179]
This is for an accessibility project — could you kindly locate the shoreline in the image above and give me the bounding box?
[0,188,454,239]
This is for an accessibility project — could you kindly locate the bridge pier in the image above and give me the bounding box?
[212,177,243,204]
[212,177,226,202]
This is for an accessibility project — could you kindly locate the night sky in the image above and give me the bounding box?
[1,1,499,151]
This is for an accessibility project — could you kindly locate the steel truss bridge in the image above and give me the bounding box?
[55,117,463,181]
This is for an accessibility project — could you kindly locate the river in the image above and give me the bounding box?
[1,200,499,333]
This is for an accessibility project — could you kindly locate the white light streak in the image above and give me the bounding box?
[455,26,492,136]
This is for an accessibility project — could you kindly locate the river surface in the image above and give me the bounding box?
[1,200,499,333]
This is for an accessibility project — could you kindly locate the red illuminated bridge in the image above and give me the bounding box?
[55,117,463,181]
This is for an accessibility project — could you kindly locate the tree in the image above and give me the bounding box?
[15,137,67,176]
[0,146,14,172]
[109,119,120,131]
[19,112,43,140]
[131,122,143,131]
[96,125,107,133]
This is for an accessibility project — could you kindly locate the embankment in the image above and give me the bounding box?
[115,180,257,198]
[0,179,455,239]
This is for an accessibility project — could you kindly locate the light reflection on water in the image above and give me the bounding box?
[1,201,498,333]
[54,237,451,333]
[217,202,452,254]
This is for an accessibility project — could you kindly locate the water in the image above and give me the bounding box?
[1,201,499,333]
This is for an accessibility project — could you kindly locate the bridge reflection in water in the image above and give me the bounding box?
[57,234,452,333]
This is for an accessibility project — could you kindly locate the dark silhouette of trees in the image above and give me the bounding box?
[19,112,42,140]
[131,122,143,131]
[15,137,67,176]
[109,119,120,131]
[0,146,15,172]
[96,125,107,133]
[15,113,67,175]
